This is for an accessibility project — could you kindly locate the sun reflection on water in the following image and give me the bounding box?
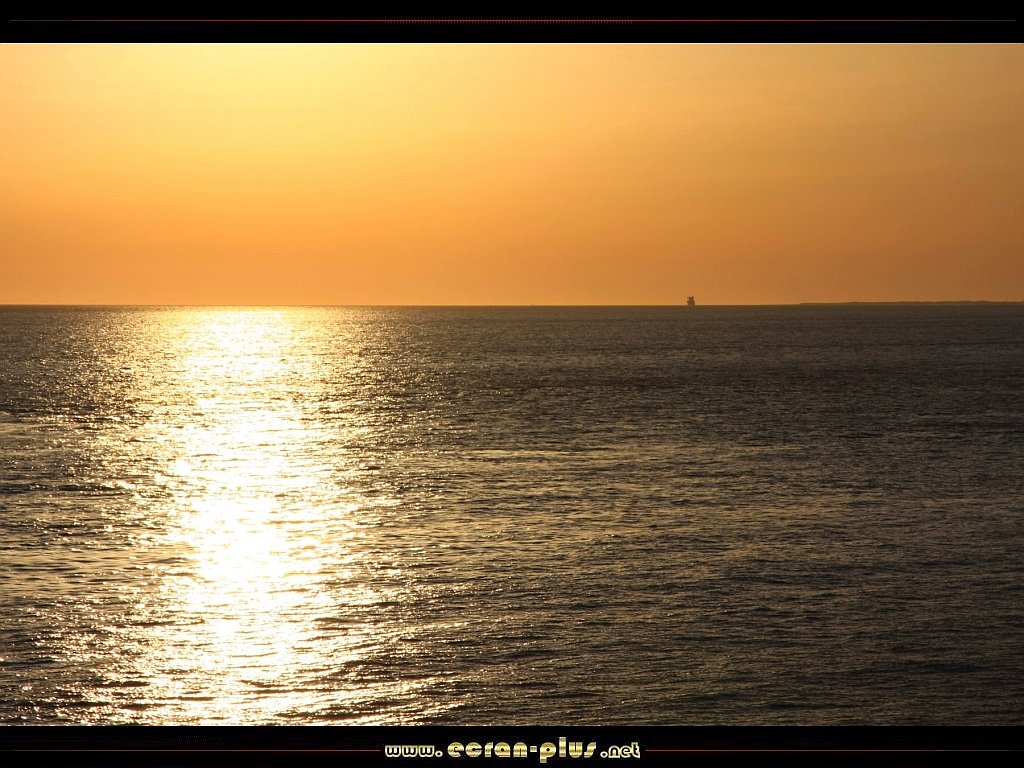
[119,308,432,723]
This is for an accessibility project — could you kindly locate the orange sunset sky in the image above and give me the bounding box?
[1,44,1021,305]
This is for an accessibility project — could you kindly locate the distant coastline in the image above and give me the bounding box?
[797,300,1024,306]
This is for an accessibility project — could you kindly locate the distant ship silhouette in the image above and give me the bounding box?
[686,296,696,307]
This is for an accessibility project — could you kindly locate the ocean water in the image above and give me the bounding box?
[0,304,1021,725]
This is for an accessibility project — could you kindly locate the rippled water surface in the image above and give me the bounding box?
[1,305,1022,724]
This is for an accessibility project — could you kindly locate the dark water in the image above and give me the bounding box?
[1,305,1022,724]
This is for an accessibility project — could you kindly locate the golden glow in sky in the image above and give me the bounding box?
[1,44,1021,305]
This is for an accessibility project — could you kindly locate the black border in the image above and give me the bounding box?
[2,726,1023,766]
[2,11,1022,42]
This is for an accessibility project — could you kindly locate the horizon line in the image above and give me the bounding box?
[1,300,1021,309]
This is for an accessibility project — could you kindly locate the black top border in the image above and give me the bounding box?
[2,16,1021,42]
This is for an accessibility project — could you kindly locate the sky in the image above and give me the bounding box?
[1,44,1021,305]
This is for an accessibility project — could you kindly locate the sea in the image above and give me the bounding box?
[0,304,1021,725]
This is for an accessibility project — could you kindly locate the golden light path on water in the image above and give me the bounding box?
[118,309,445,723]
